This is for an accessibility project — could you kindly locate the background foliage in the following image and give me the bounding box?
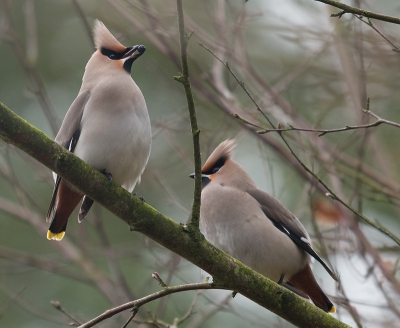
[0,0,400,327]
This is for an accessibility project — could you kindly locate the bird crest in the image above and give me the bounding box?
[202,139,237,173]
[93,20,126,52]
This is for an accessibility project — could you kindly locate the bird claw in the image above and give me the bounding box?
[100,169,113,181]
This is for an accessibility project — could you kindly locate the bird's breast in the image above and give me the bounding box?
[74,77,151,192]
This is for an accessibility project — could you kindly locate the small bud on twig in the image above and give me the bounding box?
[152,272,168,287]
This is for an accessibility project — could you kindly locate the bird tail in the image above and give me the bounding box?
[46,179,83,241]
[78,196,94,222]
[288,264,335,313]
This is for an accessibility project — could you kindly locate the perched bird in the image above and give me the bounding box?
[190,140,337,313]
[46,20,151,241]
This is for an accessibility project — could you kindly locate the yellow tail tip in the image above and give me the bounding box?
[328,305,336,314]
[47,230,65,241]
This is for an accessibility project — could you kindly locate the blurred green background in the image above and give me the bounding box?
[1,0,400,327]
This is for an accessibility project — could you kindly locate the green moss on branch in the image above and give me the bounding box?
[0,102,350,328]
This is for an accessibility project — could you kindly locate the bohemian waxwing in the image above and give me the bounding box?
[190,140,337,313]
[46,20,151,241]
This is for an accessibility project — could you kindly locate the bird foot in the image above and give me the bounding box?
[100,169,113,181]
[132,193,145,202]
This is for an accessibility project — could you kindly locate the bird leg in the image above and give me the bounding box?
[278,274,285,285]
[133,193,146,203]
[100,169,113,181]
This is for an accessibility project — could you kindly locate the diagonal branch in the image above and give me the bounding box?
[315,0,400,25]
[0,102,350,328]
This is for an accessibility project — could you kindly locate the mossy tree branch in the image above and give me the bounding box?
[0,102,349,327]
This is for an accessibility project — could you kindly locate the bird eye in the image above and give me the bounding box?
[108,54,116,60]
[211,167,220,174]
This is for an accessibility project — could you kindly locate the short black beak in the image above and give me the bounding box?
[122,45,146,73]
[122,44,146,60]
[190,173,210,188]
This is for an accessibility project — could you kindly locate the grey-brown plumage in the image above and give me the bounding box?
[192,140,337,313]
[46,20,151,240]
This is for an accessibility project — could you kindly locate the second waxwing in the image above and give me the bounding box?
[46,20,151,241]
[190,140,337,313]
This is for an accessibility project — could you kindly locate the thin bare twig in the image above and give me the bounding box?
[70,0,94,48]
[152,271,168,287]
[235,107,400,136]
[174,289,201,326]
[78,282,217,328]
[354,16,400,52]
[92,212,136,301]
[199,43,275,129]
[189,294,232,328]
[121,311,136,328]
[51,301,82,326]
[363,107,400,127]
[315,0,400,25]
[175,0,202,230]
[0,287,26,318]
[0,246,91,283]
